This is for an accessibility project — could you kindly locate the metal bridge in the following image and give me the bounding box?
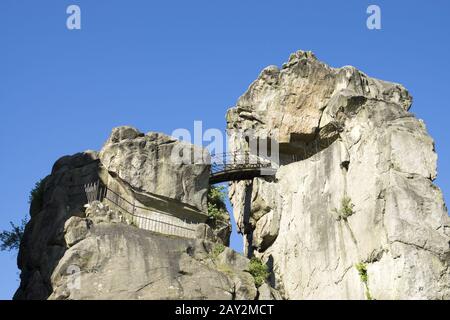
[209,152,277,184]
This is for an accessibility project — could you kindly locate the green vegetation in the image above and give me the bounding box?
[0,217,27,251]
[207,203,226,221]
[333,196,355,220]
[29,179,45,210]
[209,243,225,260]
[248,257,270,287]
[1,180,42,251]
[355,262,373,300]
[207,185,228,222]
[355,262,368,283]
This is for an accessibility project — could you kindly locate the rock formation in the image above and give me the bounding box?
[99,127,208,213]
[14,51,450,300]
[48,202,275,300]
[227,51,450,299]
[15,127,274,300]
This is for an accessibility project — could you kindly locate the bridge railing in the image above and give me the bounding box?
[84,181,198,239]
[209,152,275,175]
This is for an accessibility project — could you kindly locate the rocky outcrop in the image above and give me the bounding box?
[228,51,450,299]
[48,202,265,300]
[99,127,209,213]
[15,126,255,300]
[15,51,449,300]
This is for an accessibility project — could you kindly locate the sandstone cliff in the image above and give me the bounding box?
[227,51,450,299]
[15,51,450,300]
[15,127,276,300]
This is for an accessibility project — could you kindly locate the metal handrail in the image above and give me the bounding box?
[82,181,196,219]
[209,152,275,175]
[84,181,198,237]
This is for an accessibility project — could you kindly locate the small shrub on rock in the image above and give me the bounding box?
[248,257,269,287]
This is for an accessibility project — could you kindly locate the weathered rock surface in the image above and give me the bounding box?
[99,126,210,213]
[15,51,449,300]
[15,126,256,300]
[228,50,450,299]
[15,151,100,300]
[49,203,259,300]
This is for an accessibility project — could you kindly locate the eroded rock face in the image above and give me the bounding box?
[226,51,412,155]
[49,204,261,300]
[15,151,100,300]
[228,51,450,299]
[99,126,209,213]
[15,127,251,300]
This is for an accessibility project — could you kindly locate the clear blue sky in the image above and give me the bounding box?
[0,0,449,299]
